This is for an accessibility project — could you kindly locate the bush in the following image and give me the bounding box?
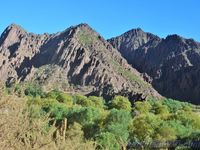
[74,94,93,107]
[129,113,161,143]
[135,101,151,114]
[46,89,61,99]
[104,109,131,143]
[96,132,120,150]
[68,107,101,126]
[88,96,105,109]
[111,96,132,111]
[56,93,73,107]
[24,84,46,97]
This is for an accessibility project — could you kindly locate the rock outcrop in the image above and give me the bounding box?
[109,28,200,104]
[0,23,160,101]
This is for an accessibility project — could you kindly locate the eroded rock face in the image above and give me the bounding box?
[109,29,200,104]
[0,23,161,101]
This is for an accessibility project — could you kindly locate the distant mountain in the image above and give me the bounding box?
[0,23,160,101]
[108,28,200,104]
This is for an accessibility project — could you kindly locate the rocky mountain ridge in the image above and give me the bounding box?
[108,28,200,104]
[0,23,160,101]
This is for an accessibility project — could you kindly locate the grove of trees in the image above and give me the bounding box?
[1,84,200,149]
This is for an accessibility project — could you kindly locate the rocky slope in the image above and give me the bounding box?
[108,28,200,104]
[0,23,160,101]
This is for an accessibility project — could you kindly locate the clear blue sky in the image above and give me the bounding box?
[0,0,199,41]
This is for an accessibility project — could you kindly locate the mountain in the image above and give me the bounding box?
[108,28,200,104]
[0,23,160,101]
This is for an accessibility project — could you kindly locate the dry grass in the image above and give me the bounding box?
[0,85,96,150]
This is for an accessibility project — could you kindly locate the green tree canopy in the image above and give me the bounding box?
[111,96,132,111]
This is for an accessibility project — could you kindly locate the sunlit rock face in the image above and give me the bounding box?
[0,23,161,101]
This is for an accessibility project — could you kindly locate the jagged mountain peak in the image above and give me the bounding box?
[113,27,160,40]
[165,34,185,43]
[108,27,161,54]
[6,23,26,32]
[109,27,200,104]
[124,27,145,35]
[0,23,161,101]
[76,23,92,30]
[0,23,27,47]
[164,34,200,48]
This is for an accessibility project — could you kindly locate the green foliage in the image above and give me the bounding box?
[88,96,105,109]
[104,109,131,143]
[74,94,93,107]
[77,30,98,45]
[3,84,200,149]
[163,120,193,138]
[173,110,200,130]
[47,103,69,120]
[46,89,61,99]
[162,98,192,113]
[105,109,131,126]
[154,122,177,141]
[130,113,161,143]
[96,132,120,150]
[14,84,23,96]
[111,96,132,111]
[135,101,151,114]
[110,59,146,85]
[149,100,170,119]
[24,84,46,97]
[68,107,101,126]
[56,93,73,107]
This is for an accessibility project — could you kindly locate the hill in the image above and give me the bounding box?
[109,28,200,104]
[0,23,160,101]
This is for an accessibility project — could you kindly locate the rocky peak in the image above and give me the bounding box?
[108,28,160,52]
[0,23,27,47]
[123,28,146,37]
[76,23,93,30]
[7,23,24,30]
[165,34,185,44]
[0,23,161,101]
[108,27,200,104]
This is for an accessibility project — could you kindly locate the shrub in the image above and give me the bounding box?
[135,101,151,114]
[88,96,105,109]
[24,84,46,97]
[111,96,132,111]
[56,93,73,107]
[96,132,120,150]
[74,94,93,107]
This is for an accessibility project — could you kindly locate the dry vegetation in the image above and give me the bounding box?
[0,83,200,150]
[0,85,96,150]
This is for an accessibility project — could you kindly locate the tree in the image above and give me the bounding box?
[111,96,132,111]
[174,110,200,130]
[162,98,186,113]
[68,107,101,126]
[151,101,170,119]
[96,132,120,150]
[24,84,46,97]
[129,113,161,143]
[135,101,151,114]
[56,93,73,107]
[88,96,105,109]
[104,109,131,143]
[155,123,177,141]
[164,120,192,139]
[46,89,61,99]
[74,94,93,107]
